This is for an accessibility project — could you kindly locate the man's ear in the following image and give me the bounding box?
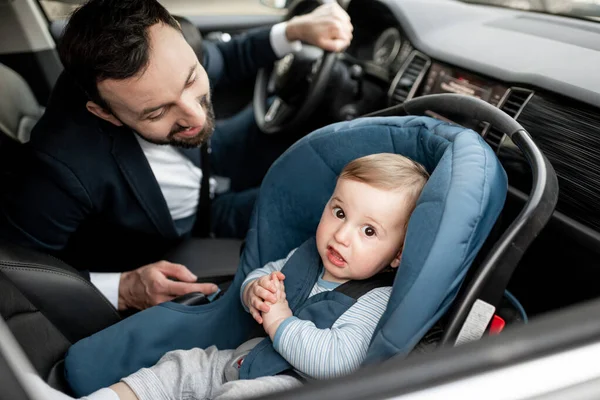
[86,101,123,127]
[390,251,402,268]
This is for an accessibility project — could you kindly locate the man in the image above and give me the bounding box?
[0,0,352,311]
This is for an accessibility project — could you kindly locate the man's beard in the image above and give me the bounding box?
[135,96,216,149]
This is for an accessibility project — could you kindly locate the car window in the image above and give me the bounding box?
[38,0,285,22]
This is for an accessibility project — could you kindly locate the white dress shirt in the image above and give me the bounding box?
[90,22,302,308]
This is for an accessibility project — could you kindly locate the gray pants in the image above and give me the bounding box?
[122,346,302,400]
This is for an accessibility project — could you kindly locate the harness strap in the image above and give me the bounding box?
[334,270,396,299]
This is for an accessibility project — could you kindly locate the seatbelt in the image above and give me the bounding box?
[334,270,396,299]
[192,142,212,237]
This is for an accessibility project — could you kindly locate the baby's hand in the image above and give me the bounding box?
[243,271,285,324]
[262,275,293,339]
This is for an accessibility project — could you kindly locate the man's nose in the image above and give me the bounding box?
[333,222,351,247]
[176,95,205,128]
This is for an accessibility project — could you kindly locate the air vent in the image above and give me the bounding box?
[388,51,430,106]
[484,88,533,152]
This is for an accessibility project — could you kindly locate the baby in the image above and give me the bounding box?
[69,153,429,400]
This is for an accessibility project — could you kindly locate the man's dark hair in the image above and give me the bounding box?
[58,0,181,109]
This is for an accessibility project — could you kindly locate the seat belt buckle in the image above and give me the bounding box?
[489,315,506,335]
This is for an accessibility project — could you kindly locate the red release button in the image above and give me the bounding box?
[489,315,506,335]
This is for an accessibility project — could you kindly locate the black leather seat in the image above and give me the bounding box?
[0,312,41,400]
[0,245,122,344]
[0,238,240,393]
[0,271,75,395]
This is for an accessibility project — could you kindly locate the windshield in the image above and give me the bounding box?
[460,0,600,21]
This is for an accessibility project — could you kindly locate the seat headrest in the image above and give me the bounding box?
[173,16,203,64]
[239,115,507,361]
[0,64,44,143]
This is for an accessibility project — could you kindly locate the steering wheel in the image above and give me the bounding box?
[254,1,339,134]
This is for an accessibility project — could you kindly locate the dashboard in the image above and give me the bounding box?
[347,0,600,107]
[343,0,600,241]
[344,1,511,125]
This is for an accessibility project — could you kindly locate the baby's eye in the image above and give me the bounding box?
[333,207,345,219]
[362,225,376,237]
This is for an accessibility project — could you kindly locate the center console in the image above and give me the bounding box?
[410,62,509,134]
[420,63,507,107]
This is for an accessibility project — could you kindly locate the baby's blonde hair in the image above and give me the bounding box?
[339,153,430,213]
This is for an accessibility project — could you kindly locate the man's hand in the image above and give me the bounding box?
[285,3,353,52]
[243,271,285,324]
[118,261,218,311]
[262,275,293,340]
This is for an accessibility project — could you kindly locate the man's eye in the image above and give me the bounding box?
[148,109,165,121]
[362,225,376,237]
[333,207,345,219]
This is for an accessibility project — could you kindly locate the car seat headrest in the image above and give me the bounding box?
[0,64,44,143]
[173,16,203,64]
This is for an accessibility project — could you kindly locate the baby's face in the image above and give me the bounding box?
[315,178,411,284]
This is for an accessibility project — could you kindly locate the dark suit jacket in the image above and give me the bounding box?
[0,27,278,274]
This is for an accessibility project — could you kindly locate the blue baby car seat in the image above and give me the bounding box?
[64,94,558,396]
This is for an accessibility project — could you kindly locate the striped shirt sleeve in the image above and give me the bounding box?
[240,248,298,312]
[273,286,392,379]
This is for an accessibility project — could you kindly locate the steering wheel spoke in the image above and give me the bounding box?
[267,71,278,95]
[254,27,337,134]
[264,97,295,128]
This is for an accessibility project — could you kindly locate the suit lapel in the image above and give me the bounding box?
[110,128,178,239]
